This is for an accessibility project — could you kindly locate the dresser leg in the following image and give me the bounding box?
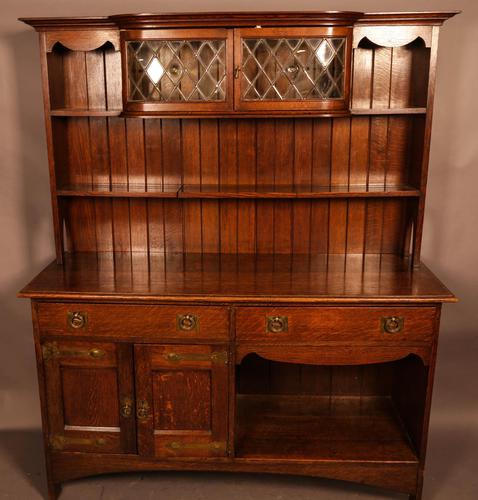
[47,480,61,500]
[409,472,424,500]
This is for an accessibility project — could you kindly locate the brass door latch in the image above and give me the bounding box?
[164,351,228,364]
[50,435,106,450]
[42,342,105,361]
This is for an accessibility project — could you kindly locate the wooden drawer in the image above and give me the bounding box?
[36,303,229,340]
[235,307,437,343]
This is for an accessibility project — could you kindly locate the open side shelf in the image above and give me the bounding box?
[350,107,427,115]
[50,108,122,117]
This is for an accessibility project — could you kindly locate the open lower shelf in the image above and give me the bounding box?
[236,394,418,463]
[56,183,421,199]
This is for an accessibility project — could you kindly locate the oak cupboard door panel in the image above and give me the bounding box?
[134,344,229,458]
[41,340,136,454]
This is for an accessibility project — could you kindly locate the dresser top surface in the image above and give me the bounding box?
[19,253,456,304]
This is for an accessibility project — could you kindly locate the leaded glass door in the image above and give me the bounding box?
[234,27,352,111]
[123,29,233,113]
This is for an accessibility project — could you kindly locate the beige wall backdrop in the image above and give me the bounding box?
[1,0,477,439]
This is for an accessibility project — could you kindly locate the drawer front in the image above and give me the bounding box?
[37,303,229,340]
[235,307,437,343]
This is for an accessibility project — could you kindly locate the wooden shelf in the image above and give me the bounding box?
[236,394,418,463]
[351,107,427,115]
[50,108,122,117]
[57,184,421,199]
[179,184,421,199]
[57,183,181,197]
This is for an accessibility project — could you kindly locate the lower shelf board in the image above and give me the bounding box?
[235,395,418,463]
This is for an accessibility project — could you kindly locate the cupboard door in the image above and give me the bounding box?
[234,27,352,111]
[42,340,136,453]
[123,28,234,113]
[135,344,229,457]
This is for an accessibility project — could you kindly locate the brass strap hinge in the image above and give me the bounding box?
[166,441,227,452]
[50,435,106,450]
[42,342,105,361]
[164,351,228,364]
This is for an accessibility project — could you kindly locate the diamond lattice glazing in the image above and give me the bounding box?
[127,40,227,102]
[241,37,345,101]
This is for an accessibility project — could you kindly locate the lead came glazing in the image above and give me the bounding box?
[127,40,227,102]
[241,37,345,100]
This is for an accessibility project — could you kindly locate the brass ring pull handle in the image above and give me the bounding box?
[177,314,198,331]
[286,64,300,75]
[67,311,88,329]
[266,316,289,333]
[169,64,182,77]
[137,400,151,420]
[381,316,404,334]
[120,397,133,418]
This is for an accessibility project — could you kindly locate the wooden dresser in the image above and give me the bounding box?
[19,11,457,500]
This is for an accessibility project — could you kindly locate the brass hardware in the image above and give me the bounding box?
[166,441,226,452]
[234,66,241,79]
[266,316,289,333]
[169,64,182,77]
[164,351,228,364]
[137,400,151,420]
[50,435,106,450]
[120,397,133,418]
[42,342,105,361]
[381,316,404,334]
[286,64,300,75]
[177,314,199,332]
[67,311,88,329]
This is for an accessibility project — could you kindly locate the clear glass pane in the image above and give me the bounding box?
[241,37,345,101]
[127,39,227,102]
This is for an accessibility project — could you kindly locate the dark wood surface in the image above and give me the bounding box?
[19,252,455,303]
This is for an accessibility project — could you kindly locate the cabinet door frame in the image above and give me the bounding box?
[233,26,352,111]
[42,340,136,454]
[122,28,234,113]
[135,343,229,458]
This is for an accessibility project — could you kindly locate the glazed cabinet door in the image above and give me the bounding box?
[134,344,229,458]
[123,28,234,113]
[41,340,136,453]
[234,27,352,111]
